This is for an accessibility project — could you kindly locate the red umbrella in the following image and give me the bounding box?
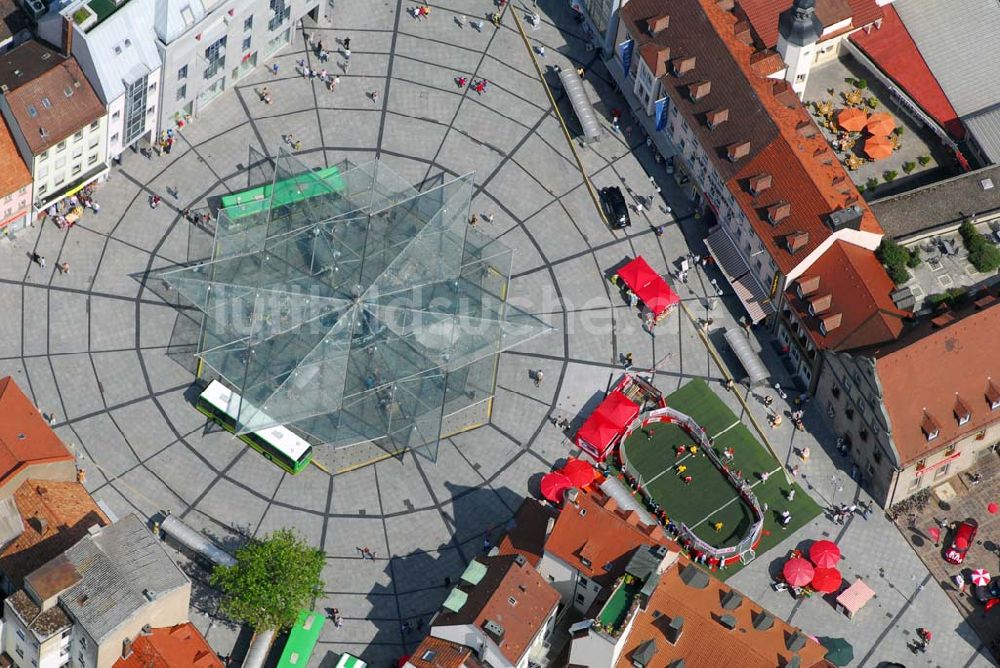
[811,567,843,593]
[864,135,893,160]
[809,540,841,569]
[540,472,573,503]
[561,458,595,488]
[989,502,999,514]
[783,558,815,587]
[838,107,867,132]
[928,526,941,544]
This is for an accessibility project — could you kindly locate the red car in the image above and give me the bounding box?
[944,518,979,564]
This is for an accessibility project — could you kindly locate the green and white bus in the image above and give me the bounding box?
[277,610,326,668]
[196,380,313,474]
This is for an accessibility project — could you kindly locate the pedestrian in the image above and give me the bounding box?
[271,63,279,75]
[30,252,42,266]
[472,19,484,31]
[343,37,351,50]
[91,201,100,214]
[780,510,792,529]
[624,352,633,370]
[316,39,324,53]
[370,90,379,104]
[456,14,466,27]
[532,369,543,387]
[58,261,70,274]
[486,212,495,224]
[689,445,698,456]
[713,522,723,533]
[644,428,653,440]
[483,536,491,551]
[39,256,46,269]
[763,394,773,407]
[787,488,796,501]
[47,413,56,426]
[953,573,966,593]
[760,470,770,483]
[682,475,693,484]
[800,446,810,461]
[469,214,478,226]
[675,445,686,458]
[330,76,340,91]
[676,465,687,474]
[344,48,351,60]
[536,45,545,57]
[293,140,302,151]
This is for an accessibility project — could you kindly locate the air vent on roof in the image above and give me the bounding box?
[41,97,51,109]
[141,624,152,636]
[40,127,49,138]
[41,52,50,60]
[981,178,994,191]
[26,104,38,118]
[483,619,505,643]
[565,487,579,505]
[64,86,74,97]
[143,589,157,601]
[827,205,863,232]
[514,554,526,566]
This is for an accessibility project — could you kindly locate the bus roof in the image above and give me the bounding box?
[334,654,367,668]
[277,610,326,668]
[199,381,312,461]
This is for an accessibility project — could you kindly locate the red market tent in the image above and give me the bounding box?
[540,472,573,503]
[783,558,815,587]
[811,567,843,593]
[575,391,640,460]
[809,540,842,569]
[617,256,679,317]
[562,458,596,488]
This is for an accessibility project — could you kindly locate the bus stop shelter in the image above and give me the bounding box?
[723,328,770,386]
[575,390,640,460]
[558,68,602,143]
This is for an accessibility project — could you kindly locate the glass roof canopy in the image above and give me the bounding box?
[158,151,550,460]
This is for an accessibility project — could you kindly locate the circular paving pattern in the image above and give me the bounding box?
[0,3,723,664]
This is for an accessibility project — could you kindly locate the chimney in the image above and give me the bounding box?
[820,312,842,334]
[122,638,133,659]
[564,487,580,505]
[716,0,735,10]
[827,205,864,231]
[749,173,772,195]
[785,231,809,253]
[31,514,48,535]
[795,120,817,137]
[808,293,832,315]
[545,516,556,537]
[665,615,685,644]
[767,201,791,223]
[673,56,696,76]
[483,620,505,644]
[688,80,711,101]
[141,625,152,636]
[647,14,670,34]
[796,275,820,297]
[61,16,73,57]
[705,107,728,129]
[733,20,752,44]
[727,140,750,162]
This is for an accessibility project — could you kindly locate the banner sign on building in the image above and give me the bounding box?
[618,39,634,75]
[654,97,668,131]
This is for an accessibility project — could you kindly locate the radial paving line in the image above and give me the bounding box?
[509,7,609,228]
[678,300,789,483]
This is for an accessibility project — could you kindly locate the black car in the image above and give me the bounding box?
[600,186,631,229]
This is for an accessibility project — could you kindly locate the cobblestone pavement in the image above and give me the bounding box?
[0,1,991,666]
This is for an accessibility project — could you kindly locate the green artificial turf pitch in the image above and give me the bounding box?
[619,379,821,578]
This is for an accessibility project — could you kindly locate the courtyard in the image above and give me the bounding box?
[0,0,992,666]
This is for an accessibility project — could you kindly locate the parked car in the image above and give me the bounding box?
[944,518,978,564]
[599,186,631,229]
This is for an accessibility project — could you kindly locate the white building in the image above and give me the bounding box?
[38,0,162,162]
[0,40,108,212]
[153,0,320,133]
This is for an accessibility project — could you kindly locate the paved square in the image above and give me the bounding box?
[0,1,993,666]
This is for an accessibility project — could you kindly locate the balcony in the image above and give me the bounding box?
[594,576,643,637]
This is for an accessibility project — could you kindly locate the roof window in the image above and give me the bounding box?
[41,97,51,109]
[26,104,37,117]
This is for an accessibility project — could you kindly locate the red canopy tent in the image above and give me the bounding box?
[574,391,640,460]
[562,458,596,488]
[617,256,679,317]
[540,472,573,503]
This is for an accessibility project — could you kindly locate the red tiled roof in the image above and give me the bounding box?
[0,480,108,591]
[407,636,482,668]
[844,0,883,30]
[873,302,1000,466]
[737,0,866,49]
[849,5,965,140]
[615,554,830,668]
[784,241,907,351]
[497,498,557,568]
[0,377,75,489]
[0,114,30,198]
[544,489,676,587]
[114,623,222,668]
[433,555,559,666]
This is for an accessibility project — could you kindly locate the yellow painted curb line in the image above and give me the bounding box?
[509,8,610,228]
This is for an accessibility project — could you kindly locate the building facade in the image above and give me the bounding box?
[154,0,319,133]
[0,115,32,233]
[0,41,108,212]
[38,0,162,162]
[814,299,1000,506]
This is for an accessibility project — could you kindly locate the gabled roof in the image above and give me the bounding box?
[153,0,207,45]
[872,301,1000,466]
[849,4,964,140]
[406,636,483,668]
[114,623,222,668]
[0,377,75,490]
[615,554,829,668]
[544,489,675,587]
[0,479,108,591]
[0,41,105,154]
[432,555,559,666]
[45,514,189,643]
[784,241,907,351]
[497,498,557,568]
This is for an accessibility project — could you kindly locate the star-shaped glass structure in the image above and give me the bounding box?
[157,152,550,460]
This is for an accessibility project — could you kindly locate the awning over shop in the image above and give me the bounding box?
[724,328,770,386]
[617,256,680,317]
[704,227,775,323]
[558,67,602,143]
[574,390,640,460]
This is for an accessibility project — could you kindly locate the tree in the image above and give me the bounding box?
[959,221,1000,273]
[876,239,912,284]
[211,529,325,631]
